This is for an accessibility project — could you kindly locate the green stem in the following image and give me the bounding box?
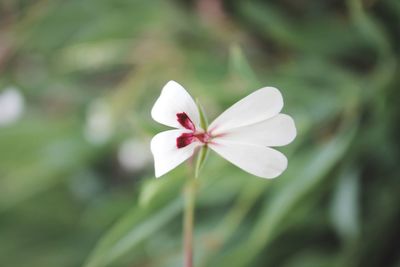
[183,176,196,267]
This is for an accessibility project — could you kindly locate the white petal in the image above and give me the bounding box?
[151,80,201,129]
[209,87,283,135]
[209,140,288,179]
[217,114,296,147]
[150,129,200,178]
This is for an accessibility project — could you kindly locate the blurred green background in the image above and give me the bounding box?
[1,0,399,266]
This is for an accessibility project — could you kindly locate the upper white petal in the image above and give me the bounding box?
[150,129,200,178]
[209,87,283,135]
[151,80,201,129]
[217,114,296,147]
[208,140,288,179]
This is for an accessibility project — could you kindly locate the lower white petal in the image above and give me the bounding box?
[150,129,200,178]
[209,140,288,179]
[218,114,296,147]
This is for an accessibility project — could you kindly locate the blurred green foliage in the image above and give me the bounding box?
[1,0,400,266]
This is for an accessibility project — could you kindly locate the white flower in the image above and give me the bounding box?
[150,81,296,179]
[0,87,24,127]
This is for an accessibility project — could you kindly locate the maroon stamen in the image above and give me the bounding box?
[176,132,211,149]
[177,112,196,131]
[176,133,195,148]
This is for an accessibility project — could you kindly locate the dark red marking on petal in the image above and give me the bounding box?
[176,132,212,149]
[177,112,196,131]
[176,133,194,148]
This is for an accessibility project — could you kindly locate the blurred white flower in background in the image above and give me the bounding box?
[0,87,25,127]
[118,138,152,172]
[84,99,113,145]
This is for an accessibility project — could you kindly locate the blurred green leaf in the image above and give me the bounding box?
[229,44,259,86]
[83,174,184,267]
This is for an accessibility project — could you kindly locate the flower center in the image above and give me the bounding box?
[176,132,211,149]
[176,112,211,148]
